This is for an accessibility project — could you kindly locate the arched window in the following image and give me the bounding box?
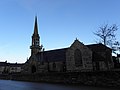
[74,49,82,67]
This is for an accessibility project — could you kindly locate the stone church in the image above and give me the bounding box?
[23,17,114,74]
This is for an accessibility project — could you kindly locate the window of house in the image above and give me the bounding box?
[74,49,82,67]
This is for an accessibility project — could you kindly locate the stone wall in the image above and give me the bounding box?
[66,40,93,72]
[0,74,9,80]
[49,62,64,72]
[9,71,120,87]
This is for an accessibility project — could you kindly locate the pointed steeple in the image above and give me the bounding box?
[34,16,38,35]
[30,16,42,55]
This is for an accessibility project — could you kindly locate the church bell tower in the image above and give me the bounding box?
[30,16,42,55]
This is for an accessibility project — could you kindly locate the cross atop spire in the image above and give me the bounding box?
[34,16,38,35]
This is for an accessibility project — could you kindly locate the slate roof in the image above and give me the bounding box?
[9,63,24,67]
[0,62,24,67]
[87,44,109,61]
[0,62,8,66]
[36,48,68,62]
[87,43,112,52]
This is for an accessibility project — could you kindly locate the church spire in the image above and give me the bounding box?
[30,16,42,55]
[34,16,38,35]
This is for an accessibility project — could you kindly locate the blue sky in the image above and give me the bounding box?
[0,0,120,63]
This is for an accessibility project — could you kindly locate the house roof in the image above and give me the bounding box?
[9,63,24,67]
[0,62,24,67]
[0,62,8,66]
[36,48,68,62]
[87,43,112,52]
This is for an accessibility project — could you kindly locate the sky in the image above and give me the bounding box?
[0,0,120,63]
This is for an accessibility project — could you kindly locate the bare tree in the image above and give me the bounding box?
[94,24,120,54]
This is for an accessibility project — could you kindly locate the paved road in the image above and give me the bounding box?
[0,80,119,90]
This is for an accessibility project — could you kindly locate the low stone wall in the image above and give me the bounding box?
[0,74,10,80]
[2,71,120,87]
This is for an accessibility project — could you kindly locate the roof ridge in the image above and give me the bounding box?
[39,47,69,53]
